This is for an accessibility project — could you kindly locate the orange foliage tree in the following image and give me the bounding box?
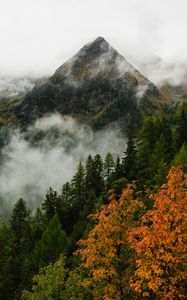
[75,185,143,300]
[128,167,187,300]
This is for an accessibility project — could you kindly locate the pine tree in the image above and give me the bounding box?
[10,199,32,299]
[85,155,94,191]
[104,152,115,189]
[175,103,187,151]
[151,134,168,172]
[173,143,187,169]
[0,224,15,300]
[32,214,68,271]
[10,198,30,248]
[59,182,74,233]
[92,154,104,197]
[42,187,59,220]
[122,135,137,180]
[160,117,173,162]
[72,162,86,212]
[113,156,123,180]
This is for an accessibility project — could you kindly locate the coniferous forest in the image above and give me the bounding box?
[0,102,186,300]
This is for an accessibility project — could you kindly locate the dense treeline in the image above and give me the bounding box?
[0,102,187,299]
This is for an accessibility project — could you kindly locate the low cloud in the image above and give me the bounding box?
[0,77,36,97]
[129,55,187,86]
[0,114,126,210]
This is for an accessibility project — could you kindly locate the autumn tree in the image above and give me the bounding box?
[128,167,187,300]
[76,185,142,300]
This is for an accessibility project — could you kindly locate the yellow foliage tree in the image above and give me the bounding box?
[128,167,187,300]
[76,185,142,300]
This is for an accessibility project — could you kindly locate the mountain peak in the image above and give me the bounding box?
[55,36,150,87]
[16,37,162,127]
[76,36,111,61]
[91,36,107,44]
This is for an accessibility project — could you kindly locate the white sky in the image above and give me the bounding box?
[0,0,187,77]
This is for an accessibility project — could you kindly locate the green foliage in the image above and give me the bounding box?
[32,215,68,271]
[111,177,128,198]
[0,224,15,300]
[122,135,137,180]
[42,187,59,220]
[173,143,187,171]
[104,152,115,189]
[22,255,67,300]
[63,267,92,300]
[174,102,187,151]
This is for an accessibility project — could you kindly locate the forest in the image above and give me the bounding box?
[0,102,187,300]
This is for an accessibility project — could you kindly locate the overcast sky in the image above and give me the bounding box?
[0,0,187,77]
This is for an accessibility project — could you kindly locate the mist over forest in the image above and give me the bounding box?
[0,114,125,216]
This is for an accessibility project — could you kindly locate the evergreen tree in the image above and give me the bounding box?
[160,117,173,162]
[10,198,30,249]
[113,156,123,180]
[173,143,187,169]
[151,134,169,174]
[136,139,152,185]
[175,103,187,151]
[85,154,94,191]
[42,187,59,220]
[32,214,68,271]
[10,199,32,299]
[104,152,115,189]
[72,162,86,212]
[31,208,46,243]
[92,154,104,197]
[0,224,15,300]
[122,135,137,180]
[58,182,75,234]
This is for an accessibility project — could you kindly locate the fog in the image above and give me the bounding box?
[129,55,187,86]
[0,77,35,97]
[0,114,126,209]
[0,0,186,86]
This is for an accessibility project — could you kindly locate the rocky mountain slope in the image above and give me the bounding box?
[15,37,165,132]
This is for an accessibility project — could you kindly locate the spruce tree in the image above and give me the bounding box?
[72,162,86,211]
[42,187,59,220]
[32,214,68,271]
[104,152,115,189]
[92,154,104,197]
[10,199,32,299]
[122,135,137,180]
[114,156,123,180]
[0,224,15,300]
[175,103,187,151]
[85,155,94,192]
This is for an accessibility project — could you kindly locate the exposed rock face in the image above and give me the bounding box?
[16,37,163,131]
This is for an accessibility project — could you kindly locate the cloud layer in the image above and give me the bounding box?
[0,0,186,79]
[0,115,126,209]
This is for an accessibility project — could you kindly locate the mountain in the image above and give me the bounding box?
[13,37,165,131]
